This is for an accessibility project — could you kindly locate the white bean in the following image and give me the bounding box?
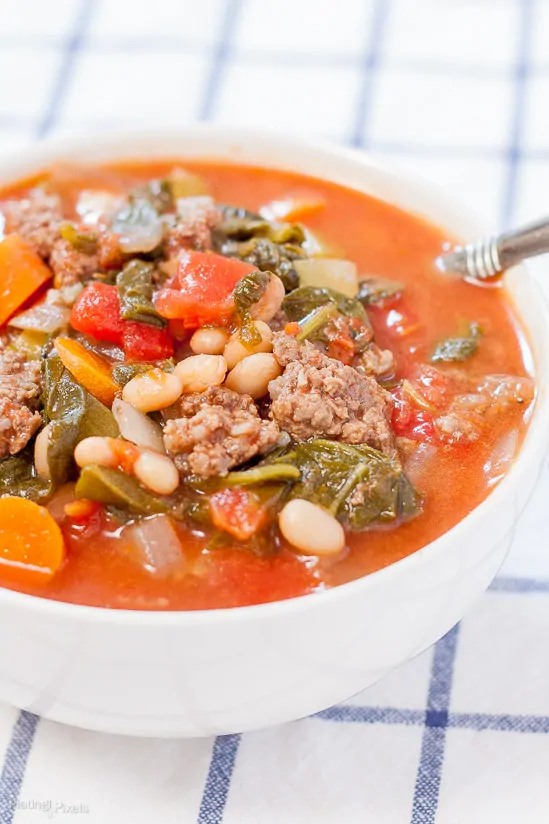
[133,451,180,495]
[175,354,227,394]
[278,499,345,556]
[223,321,273,369]
[224,352,282,399]
[122,369,183,413]
[34,424,52,480]
[74,436,117,469]
[250,274,285,322]
[190,327,230,355]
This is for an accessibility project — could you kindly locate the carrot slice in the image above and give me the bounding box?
[0,497,65,586]
[262,196,326,222]
[55,337,118,407]
[0,234,53,326]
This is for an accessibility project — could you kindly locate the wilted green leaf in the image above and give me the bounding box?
[357,276,404,305]
[116,259,166,328]
[431,321,483,363]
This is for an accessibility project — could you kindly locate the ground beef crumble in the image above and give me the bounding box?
[49,237,99,288]
[269,332,394,454]
[354,342,395,378]
[0,351,43,459]
[163,387,280,477]
[2,189,62,259]
[164,197,221,258]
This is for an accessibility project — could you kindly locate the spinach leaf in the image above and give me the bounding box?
[225,464,301,485]
[283,286,371,342]
[431,321,483,363]
[116,260,167,328]
[222,238,302,291]
[75,465,168,516]
[42,357,120,486]
[0,448,50,502]
[233,270,270,346]
[284,286,368,324]
[59,222,98,256]
[269,439,420,529]
[187,463,301,491]
[213,205,307,291]
[131,171,209,213]
[357,276,404,306]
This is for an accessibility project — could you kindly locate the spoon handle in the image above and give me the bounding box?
[498,218,549,269]
[437,217,549,280]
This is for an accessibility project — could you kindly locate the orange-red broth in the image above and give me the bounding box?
[0,162,533,609]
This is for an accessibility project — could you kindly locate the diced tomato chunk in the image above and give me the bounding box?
[408,411,437,442]
[391,388,438,443]
[122,322,174,362]
[71,282,174,360]
[391,390,412,432]
[154,251,257,329]
[410,365,451,409]
[70,283,124,345]
[210,488,268,541]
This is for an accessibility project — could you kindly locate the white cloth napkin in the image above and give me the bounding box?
[0,0,548,821]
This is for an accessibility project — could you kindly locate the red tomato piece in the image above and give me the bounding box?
[391,390,412,433]
[408,411,437,442]
[210,488,268,541]
[154,251,257,329]
[391,389,438,443]
[70,283,124,345]
[410,365,451,409]
[122,323,174,362]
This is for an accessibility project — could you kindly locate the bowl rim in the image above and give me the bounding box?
[0,125,547,625]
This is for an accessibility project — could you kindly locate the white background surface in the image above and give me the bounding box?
[1,0,549,821]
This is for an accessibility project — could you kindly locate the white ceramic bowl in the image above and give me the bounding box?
[0,128,547,738]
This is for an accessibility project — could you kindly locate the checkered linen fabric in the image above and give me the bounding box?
[1,0,549,821]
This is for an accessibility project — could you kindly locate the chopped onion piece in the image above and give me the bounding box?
[118,220,164,255]
[484,430,519,486]
[403,443,437,487]
[9,302,70,334]
[112,399,165,453]
[76,189,125,226]
[294,258,358,298]
[60,283,84,306]
[124,515,185,576]
[47,483,77,523]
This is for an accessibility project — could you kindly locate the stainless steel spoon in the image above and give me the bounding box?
[436,217,549,280]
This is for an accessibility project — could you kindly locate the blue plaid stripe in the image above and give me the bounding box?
[36,0,96,138]
[409,627,460,824]
[500,0,535,228]
[199,0,243,122]
[198,734,241,824]
[350,0,389,147]
[0,712,39,824]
